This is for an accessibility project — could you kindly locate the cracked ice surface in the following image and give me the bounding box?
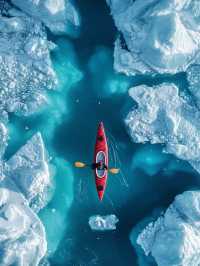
[89,215,119,231]
[132,191,200,266]
[107,0,200,75]
[0,6,57,119]
[6,133,50,212]
[11,0,80,34]
[0,132,49,265]
[125,83,200,174]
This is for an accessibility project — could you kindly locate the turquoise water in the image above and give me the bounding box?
[4,1,200,265]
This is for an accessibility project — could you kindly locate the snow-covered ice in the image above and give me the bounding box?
[125,83,200,174]
[0,132,49,265]
[89,215,119,231]
[0,6,57,118]
[6,133,50,212]
[132,191,200,266]
[0,177,47,266]
[0,0,82,265]
[11,0,80,34]
[107,0,200,75]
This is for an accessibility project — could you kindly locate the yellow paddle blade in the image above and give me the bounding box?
[109,168,120,174]
[74,161,87,168]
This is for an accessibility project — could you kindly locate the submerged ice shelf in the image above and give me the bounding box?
[131,191,200,266]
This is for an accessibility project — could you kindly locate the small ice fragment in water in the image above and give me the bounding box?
[89,214,119,231]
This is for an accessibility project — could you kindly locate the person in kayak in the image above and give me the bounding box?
[91,161,108,170]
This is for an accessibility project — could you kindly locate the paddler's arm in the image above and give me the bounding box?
[104,164,108,170]
[91,163,98,170]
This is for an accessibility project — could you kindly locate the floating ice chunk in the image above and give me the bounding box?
[114,38,153,76]
[125,83,200,174]
[6,133,50,211]
[0,8,57,117]
[0,131,50,264]
[107,0,200,75]
[11,0,80,34]
[89,215,119,231]
[133,191,200,266]
[0,177,46,266]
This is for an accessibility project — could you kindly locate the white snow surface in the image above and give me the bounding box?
[125,83,200,174]
[107,0,200,75]
[135,191,200,266]
[6,133,50,211]
[89,215,119,231]
[11,0,80,34]
[0,177,47,266]
[0,2,72,265]
[0,7,57,118]
[0,132,49,266]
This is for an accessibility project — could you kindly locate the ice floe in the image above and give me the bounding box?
[89,215,119,231]
[6,133,50,212]
[0,132,49,265]
[132,191,200,266]
[0,1,81,264]
[125,83,200,174]
[11,0,80,34]
[107,0,200,75]
[0,6,57,118]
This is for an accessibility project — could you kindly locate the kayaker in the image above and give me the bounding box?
[91,161,108,170]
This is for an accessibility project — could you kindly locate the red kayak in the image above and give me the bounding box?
[94,122,108,201]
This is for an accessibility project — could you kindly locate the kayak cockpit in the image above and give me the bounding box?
[96,151,106,178]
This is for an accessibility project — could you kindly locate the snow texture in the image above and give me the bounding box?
[0,132,49,265]
[0,6,57,118]
[89,215,119,231]
[6,133,50,212]
[135,191,200,266]
[11,0,80,34]
[107,0,200,75]
[125,83,200,174]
